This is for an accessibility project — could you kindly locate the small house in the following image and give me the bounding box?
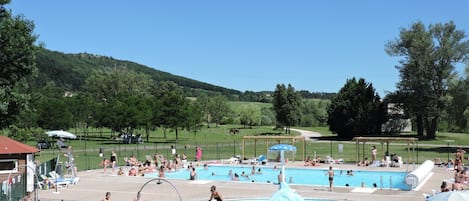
[0,135,39,192]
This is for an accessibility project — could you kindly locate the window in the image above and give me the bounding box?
[0,159,18,174]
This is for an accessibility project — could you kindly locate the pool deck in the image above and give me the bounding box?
[37,161,451,201]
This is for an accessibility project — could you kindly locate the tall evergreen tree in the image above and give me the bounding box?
[273,84,302,134]
[327,78,385,139]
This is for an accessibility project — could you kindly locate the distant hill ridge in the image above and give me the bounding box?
[34,48,242,97]
[33,48,335,100]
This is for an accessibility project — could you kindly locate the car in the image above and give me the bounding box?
[36,140,51,149]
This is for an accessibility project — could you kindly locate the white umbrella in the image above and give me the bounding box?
[46,130,77,139]
[269,144,297,183]
[429,190,469,201]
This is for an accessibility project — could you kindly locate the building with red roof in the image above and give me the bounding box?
[0,135,39,193]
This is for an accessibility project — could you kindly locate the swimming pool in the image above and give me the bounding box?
[145,165,410,190]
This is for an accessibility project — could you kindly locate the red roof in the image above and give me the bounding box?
[0,135,39,154]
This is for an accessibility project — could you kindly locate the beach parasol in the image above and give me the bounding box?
[46,130,77,139]
[269,144,296,182]
[428,190,469,201]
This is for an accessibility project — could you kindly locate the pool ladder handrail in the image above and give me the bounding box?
[136,178,183,201]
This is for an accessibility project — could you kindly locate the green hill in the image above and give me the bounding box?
[33,48,242,97]
[31,48,334,101]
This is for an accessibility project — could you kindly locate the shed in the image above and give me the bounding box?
[0,135,39,192]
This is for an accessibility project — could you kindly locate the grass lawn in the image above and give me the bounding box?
[31,126,469,171]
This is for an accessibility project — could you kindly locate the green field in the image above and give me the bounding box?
[31,126,468,171]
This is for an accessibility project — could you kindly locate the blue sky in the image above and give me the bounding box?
[7,1,469,96]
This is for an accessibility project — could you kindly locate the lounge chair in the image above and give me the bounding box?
[257,155,267,165]
[325,156,344,164]
[222,157,239,164]
[48,171,78,189]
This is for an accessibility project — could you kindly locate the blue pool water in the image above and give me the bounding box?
[145,165,410,190]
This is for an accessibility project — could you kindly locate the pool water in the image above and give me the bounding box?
[145,165,410,190]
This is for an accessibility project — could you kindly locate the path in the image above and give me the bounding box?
[290,128,322,141]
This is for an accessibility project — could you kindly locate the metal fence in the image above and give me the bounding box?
[0,172,26,201]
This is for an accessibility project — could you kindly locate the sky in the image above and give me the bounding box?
[6,1,469,96]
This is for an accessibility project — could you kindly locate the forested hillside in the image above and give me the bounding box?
[32,48,242,98]
[32,48,334,101]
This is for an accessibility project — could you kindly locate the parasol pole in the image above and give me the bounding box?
[281,150,285,182]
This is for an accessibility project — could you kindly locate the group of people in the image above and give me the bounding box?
[100,145,203,177]
[220,165,263,182]
[303,156,322,166]
[443,147,468,191]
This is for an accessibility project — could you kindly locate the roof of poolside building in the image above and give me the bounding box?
[0,135,39,154]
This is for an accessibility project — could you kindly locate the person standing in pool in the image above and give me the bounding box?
[327,166,334,191]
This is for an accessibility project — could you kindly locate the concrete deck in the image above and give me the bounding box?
[37,162,451,201]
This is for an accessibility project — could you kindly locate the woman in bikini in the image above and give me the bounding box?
[208,185,224,201]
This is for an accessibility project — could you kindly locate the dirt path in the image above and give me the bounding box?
[290,128,322,141]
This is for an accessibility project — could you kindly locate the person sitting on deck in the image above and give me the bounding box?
[304,156,312,166]
[441,180,451,192]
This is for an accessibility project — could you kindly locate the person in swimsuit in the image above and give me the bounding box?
[371,146,377,163]
[327,166,334,191]
[208,185,224,201]
[102,192,111,201]
[190,167,197,180]
[110,150,117,174]
[277,171,284,184]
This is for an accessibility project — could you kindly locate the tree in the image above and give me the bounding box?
[237,103,261,128]
[272,84,302,134]
[36,97,73,130]
[386,21,469,139]
[0,1,37,128]
[196,94,212,127]
[209,95,230,127]
[446,76,469,132]
[154,81,188,140]
[182,101,204,137]
[260,107,275,126]
[327,78,386,139]
[301,99,329,127]
[84,66,152,100]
